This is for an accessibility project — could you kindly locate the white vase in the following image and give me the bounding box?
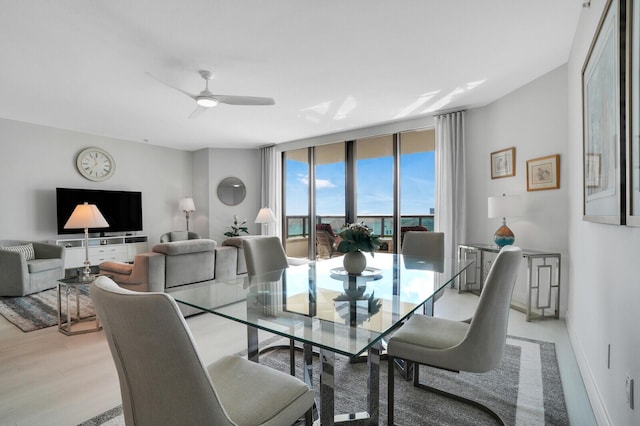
[343,251,366,275]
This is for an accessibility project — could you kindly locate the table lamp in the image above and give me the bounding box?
[254,207,276,235]
[179,197,196,231]
[488,194,522,247]
[64,202,109,281]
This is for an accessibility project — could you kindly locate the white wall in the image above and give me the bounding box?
[191,147,261,243]
[466,64,570,314]
[0,118,193,244]
[566,1,640,425]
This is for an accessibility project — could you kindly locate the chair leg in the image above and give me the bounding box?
[388,355,395,425]
[412,363,505,425]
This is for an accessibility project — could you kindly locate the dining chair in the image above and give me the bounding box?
[401,231,444,261]
[387,245,522,425]
[242,236,305,375]
[399,225,429,247]
[242,236,289,275]
[401,231,445,307]
[91,276,315,426]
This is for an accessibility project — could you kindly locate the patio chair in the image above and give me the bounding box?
[315,223,338,258]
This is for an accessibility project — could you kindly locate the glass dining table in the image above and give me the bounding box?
[172,253,473,425]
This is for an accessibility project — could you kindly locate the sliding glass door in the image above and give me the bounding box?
[356,135,395,252]
[283,148,310,258]
[399,129,436,248]
[282,128,435,259]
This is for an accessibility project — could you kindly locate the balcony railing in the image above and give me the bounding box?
[285,215,434,239]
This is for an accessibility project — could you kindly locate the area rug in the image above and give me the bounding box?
[0,286,95,332]
[78,336,568,425]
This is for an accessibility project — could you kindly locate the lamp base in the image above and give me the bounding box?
[80,266,93,282]
[494,224,515,248]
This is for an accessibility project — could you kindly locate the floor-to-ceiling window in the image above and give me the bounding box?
[355,135,395,251]
[399,128,436,237]
[283,148,310,258]
[315,142,346,258]
[282,128,434,259]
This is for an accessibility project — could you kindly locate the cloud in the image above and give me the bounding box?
[298,174,336,189]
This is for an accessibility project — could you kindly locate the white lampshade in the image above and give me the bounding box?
[254,207,276,224]
[488,194,522,219]
[64,203,109,229]
[179,197,196,212]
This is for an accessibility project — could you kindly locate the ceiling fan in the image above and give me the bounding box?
[147,70,275,118]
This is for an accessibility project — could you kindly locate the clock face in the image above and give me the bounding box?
[76,148,115,181]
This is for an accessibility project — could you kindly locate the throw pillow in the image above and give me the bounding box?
[1,243,35,260]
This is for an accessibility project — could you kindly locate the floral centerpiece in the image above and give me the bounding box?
[337,222,381,274]
[223,215,249,237]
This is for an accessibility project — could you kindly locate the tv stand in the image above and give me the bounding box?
[53,235,149,270]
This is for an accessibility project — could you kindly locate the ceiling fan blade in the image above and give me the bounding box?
[213,95,275,106]
[145,72,197,100]
[188,105,209,119]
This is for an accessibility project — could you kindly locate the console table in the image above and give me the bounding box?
[52,235,149,270]
[457,243,561,321]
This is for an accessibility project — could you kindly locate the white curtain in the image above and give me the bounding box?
[434,111,466,268]
[259,145,282,236]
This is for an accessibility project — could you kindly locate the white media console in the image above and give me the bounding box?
[52,235,149,270]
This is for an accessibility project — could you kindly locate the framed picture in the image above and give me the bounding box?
[527,155,560,191]
[490,147,515,179]
[627,0,640,225]
[582,0,626,224]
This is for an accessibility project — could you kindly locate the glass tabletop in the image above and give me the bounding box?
[172,253,473,358]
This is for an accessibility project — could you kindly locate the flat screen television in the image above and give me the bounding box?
[56,187,143,235]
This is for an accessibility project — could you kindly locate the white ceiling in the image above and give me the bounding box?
[0,1,582,151]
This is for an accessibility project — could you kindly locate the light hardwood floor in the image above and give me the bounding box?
[0,289,596,426]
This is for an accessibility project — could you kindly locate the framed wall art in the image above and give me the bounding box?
[527,154,560,191]
[582,0,626,224]
[490,147,515,179]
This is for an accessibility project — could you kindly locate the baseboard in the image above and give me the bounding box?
[566,315,613,425]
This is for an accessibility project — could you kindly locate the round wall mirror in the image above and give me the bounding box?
[217,177,246,206]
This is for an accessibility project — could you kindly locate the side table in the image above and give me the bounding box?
[57,275,104,335]
[457,243,561,321]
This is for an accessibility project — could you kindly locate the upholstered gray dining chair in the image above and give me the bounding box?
[387,245,522,425]
[242,236,290,275]
[401,231,444,260]
[242,236,307,374]
[91,276,315,426]
[402,231,446,308]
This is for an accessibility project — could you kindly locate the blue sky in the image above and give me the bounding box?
[285,151,434,216]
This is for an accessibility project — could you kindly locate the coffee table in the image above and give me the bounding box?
[172,254,472,425]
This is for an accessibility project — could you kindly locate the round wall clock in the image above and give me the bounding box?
[76,147,116,181]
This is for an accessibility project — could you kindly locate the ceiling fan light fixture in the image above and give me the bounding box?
[196,96,218,107]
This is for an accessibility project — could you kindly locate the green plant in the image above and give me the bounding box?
[224,215,249,237]
[336,222,381,256]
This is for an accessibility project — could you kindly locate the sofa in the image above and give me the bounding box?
[0,240,65,296]
[99,239,247,294]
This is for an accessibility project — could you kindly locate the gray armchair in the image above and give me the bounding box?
[0,240,65,296]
